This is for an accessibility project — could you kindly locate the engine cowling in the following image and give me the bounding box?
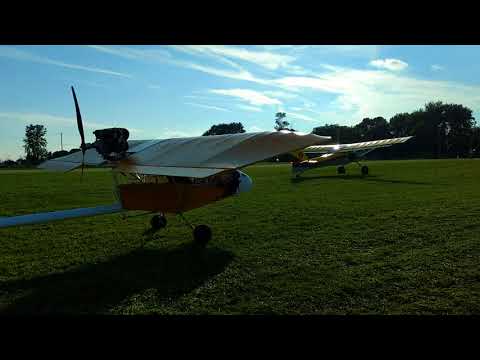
[237,170,253,194]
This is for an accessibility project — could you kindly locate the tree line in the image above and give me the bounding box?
[311,101,479,159]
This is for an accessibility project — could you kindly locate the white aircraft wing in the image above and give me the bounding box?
[38,140,159,172]
[304,136,413,155]
[39,132,331,178]
[117,131,331,178]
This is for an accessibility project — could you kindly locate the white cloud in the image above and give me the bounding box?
[0,112,143,134]
[431,64,445,71]
[263,90,298,99]
[209,89,281,106]
[171,45,296,70]
[0,46,133,78]
[249,125,266,132]
[157,129,201,138]
[185,102,231,112]
[88,45,172,61]
[369,58,408,71]
[236,104,262,112]
[271,66,480,122]
[287,112,317,122]
[88,45,269,85]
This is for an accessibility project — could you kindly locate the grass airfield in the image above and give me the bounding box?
[0,159,479,314]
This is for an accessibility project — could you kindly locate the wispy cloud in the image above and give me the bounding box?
[87,45,172,61]
[88,45,269,85]
[249,125,266,132]
[185,102,232,112]
[157,129,201,139]
[209,89,281,106]
[263,90,298,99]
[287,112,318,122]
[369,58,408,71]
[0,112,143,134]
[171,45,296,71]
[0,46,133,78]
[236,104,262,112]
[431,64,445,71]
[272,65,480,121]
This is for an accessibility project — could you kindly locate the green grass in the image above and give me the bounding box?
[1,159,479,314]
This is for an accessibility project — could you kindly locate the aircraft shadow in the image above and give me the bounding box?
[291,174,435,186]
[0,243,234,314]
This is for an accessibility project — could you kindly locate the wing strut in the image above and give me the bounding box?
[0,203,123,229]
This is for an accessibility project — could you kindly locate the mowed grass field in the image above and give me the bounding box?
[0,159,479,314]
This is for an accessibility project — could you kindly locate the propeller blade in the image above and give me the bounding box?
[71,86,86,153]
[71,86,87,181]
[81,157,85,182]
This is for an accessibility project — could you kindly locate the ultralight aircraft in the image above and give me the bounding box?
[0,87,331,246]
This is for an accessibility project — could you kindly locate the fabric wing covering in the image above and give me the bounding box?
[38,140,157,172]
[304,136,413,154]
[39,131,331,178]
[118,131,331,178]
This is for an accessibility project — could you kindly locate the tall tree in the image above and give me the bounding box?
[389,113,416,137]
[23,124,48,164]
[274,112,294,131]
[354,117,390,140]
[203,122,245,136]
[312,124,359,144]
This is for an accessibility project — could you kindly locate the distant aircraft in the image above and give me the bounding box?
[291,137,413,177]
[0,87,331,246]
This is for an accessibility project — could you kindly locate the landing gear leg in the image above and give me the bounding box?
[178,213,212,248]
[337,165,346,175]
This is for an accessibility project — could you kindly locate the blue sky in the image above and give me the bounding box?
[1,45,480,160]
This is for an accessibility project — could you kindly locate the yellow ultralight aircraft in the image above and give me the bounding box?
[291,136,413,177]
[0,87,331,246]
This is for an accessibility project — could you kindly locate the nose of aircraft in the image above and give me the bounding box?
[237,170,253,194]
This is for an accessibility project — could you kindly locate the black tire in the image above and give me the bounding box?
[150,214,167,230]
[361,165,369,176]
[193,225,212,247]
[337,166,346,175]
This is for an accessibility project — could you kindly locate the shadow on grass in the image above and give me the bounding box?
[291,174,435,186]
[0,243,234,314]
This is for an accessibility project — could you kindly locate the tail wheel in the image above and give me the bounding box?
[193,225,212,247]
[150,214,167,230]
[361,165,369,176]
[337,166,346,175]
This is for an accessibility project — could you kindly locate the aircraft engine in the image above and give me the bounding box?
[92,128,130,161]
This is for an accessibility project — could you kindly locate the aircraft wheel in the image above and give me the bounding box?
[150,214,167,230]
[361,165,369,176]
[337,166,346,175]
[193,225,212,247]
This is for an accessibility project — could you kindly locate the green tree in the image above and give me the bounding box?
[203,122,245,136]
[354,117,390,141]
[274,112,295,131]
[471,127,480,157]
[23,124,48,164]
[389,113,416,137]
[312,124,359,144]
